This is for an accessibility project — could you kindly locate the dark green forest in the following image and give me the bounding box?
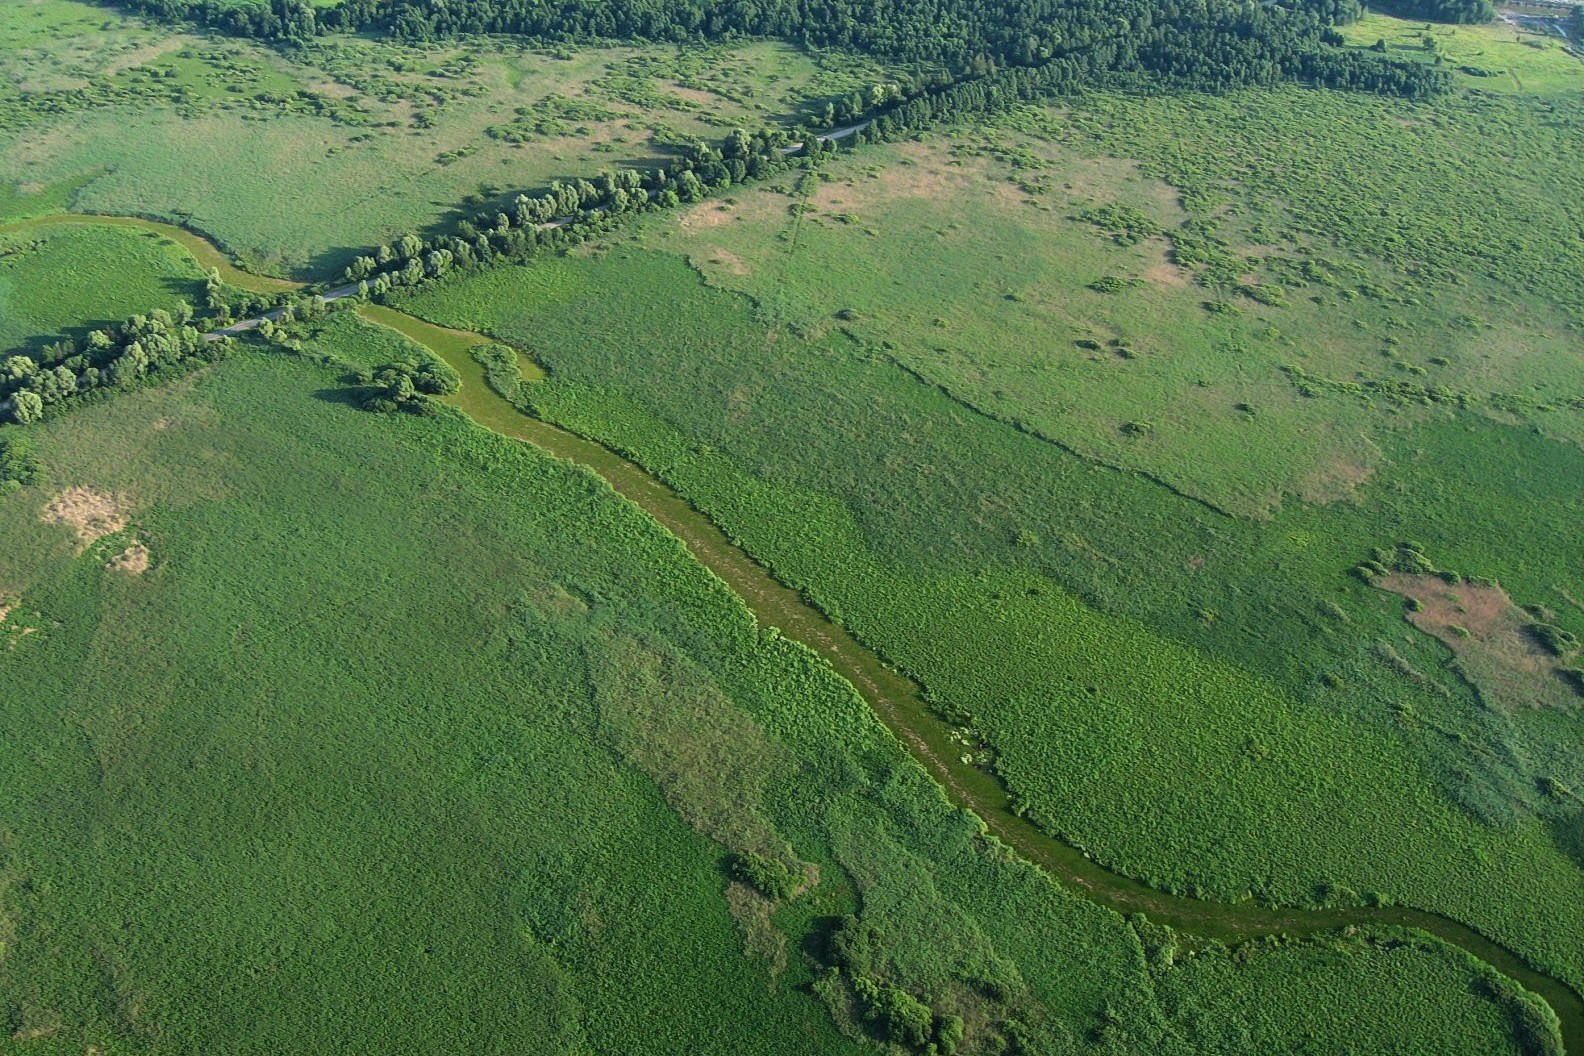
[94,0,1446,98]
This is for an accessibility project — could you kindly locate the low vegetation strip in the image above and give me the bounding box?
[265,287,1574,1051]
[3,335,1545,1053]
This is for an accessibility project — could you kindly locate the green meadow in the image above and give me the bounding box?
[396,239,1584,992]
[0,0,896,277]
[661,83,1584,519]
[1,0,1581,1049]
[0,324,1538,1052]
[0,221,205,358]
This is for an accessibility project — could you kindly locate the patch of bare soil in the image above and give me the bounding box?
[1381,574,1580,710]
[42,487,132,549]
[1144,254,1190,289]
[660,83,724,109]
[108,542,152,575]
[1295,452,1378,505]
[304,79,360,101]
[102,38,184,75]
[701,247,749,276]
[681,201,739,230]
[809,144,963,212]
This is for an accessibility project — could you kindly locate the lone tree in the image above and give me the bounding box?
[10,390,44,424]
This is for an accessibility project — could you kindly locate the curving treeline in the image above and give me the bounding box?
[92,0,1447,97]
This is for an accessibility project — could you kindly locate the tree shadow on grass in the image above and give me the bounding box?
[309,385,368,409]
[1550,806,1584,872]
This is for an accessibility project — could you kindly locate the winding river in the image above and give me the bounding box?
[18,212,1583,1052]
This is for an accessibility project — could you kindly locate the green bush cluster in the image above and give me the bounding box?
[1,304,222,424]
[728,851,799,900]
[1078,204,1163,246]
[470,343,525,401]
[1353,540,1438,581]
[353,359,460,414]
[1527,623,1580,659]
[0,433,39,494]
[824,917,976,1054]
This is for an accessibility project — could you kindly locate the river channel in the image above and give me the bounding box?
[20,212,1580,1052]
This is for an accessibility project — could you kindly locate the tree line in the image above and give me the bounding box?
[4,0,1446,428]
[91,0,1456,97]
[91,0,375,41]
[334,33,1442,302]
[339,125,814,294]
[1,306,226,424]
[1372,0,1495,25]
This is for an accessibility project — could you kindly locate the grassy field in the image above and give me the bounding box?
[0,327,1540,1053]
[659,82,1584,519]
[0,316,1545,1056]
[0,220,206,358]
[394,27,1583,1002]
[396,241,1584,990]
[1,0,1579,1049]
[0,0,899,277]
[0,328,1075,1053]
[1339,11,1584,95]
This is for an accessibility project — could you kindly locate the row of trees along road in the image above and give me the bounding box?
[2,306,226,424]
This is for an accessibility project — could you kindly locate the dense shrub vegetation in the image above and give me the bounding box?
[1374,0,1495,25]
[1,304,224,423]
[95,0,1447,99]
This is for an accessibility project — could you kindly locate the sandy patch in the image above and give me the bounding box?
[0,595,13,624]
[103,38,185,75]
[1381,573,1579,710]
[660,84,724,109]
[1144,254,1190,289]
[810,144,962,211]
[108,542,152,575]
[701,247,749,275]
[42,487,132,549]
[304,79,360,101]
[1295,452,1378,505]
[681,201,739,230]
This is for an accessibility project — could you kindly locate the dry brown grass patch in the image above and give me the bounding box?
[661,84,725,109]
[725,881,788,980]
[702,247,750,276]
[1382,574,1579,710]
[42,486,132,549]
[102,38,185,76]
[1144,257,1190,289]
[109,542,152,575]
[1295,452,1378,505]
[809,144,964,212]
[681,200,741,230]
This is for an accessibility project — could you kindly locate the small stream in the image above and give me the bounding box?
[360,303,1584,1055]
[0,213,299,294]
[16,213,1578,1052]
